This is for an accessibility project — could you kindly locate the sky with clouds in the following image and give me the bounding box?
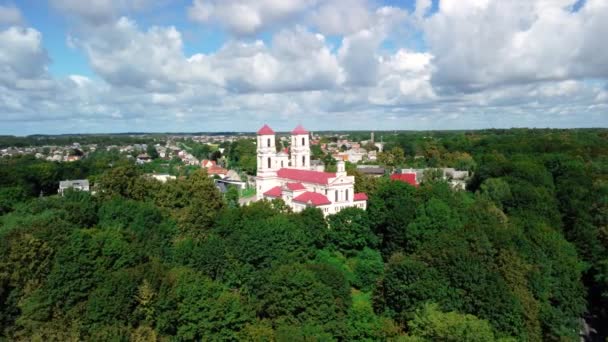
[0,0,607,135]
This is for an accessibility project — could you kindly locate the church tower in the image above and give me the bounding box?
[290,125,310,170]
[256,124,278,199]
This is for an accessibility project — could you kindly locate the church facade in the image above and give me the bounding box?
[255,124,367,216]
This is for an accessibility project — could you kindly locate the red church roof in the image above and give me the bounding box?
[354,193,368,201]
[293,192,331,206]
[286,182,306,191]
[263,186,283,197]
[257,124,275,135]
[291,124,309,135]
[277,168,336,184]
[390,173,417,186]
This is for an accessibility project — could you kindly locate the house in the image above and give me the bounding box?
[136,153,151,164]
[256,124,367,216]
[148,174,176,183]
[58,179,90,196]
[356,165,385,177]
[207,165,228,177]
[390,173,418,187]
[201,159,217,168]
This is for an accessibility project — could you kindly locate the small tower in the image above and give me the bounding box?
[290,125,310,170]
[257,124,276,172]
[256,124,278,199]
[336,160,347,177]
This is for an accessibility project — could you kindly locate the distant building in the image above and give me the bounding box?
[148,174,176,183]
[356,165,385,177]
[136,153,151,164]
[58,179,90,196]
[390,173,418,187]
[201,159,217,168]
[256,124,367,216]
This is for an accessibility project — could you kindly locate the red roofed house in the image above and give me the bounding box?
[390,173,418,187]
[201,159,216,168]
[256,124,366,215]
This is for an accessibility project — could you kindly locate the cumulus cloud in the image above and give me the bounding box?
[50,0,169,25]
[188,0,315,36]
[0,4,23,25]
[310,0,372,35]
[424,0,608,93]
[0,27,51,87]
[2,0,608,134]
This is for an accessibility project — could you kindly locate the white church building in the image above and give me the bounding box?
[255,124,367,216]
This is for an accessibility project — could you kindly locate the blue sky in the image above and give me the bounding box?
[0,0,606,135]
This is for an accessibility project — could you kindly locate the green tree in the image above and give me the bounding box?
[406,303,496,342]
[327,207,377,256]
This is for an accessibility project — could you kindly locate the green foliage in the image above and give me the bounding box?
[327,207,377,256]
[0,129,606,340]
[351,248,384,292]
[406,303,496,342]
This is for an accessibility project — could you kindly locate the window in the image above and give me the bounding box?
[345,189,349,201]
[335,190,338,202]
[267,138,271,147]
[268,157,271,168]
[281,161,283,167]
[301,137,305,146]
[302,156,305,166]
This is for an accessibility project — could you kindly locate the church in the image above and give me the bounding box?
[255,124,367,216]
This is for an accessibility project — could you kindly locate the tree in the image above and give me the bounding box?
[225,186,240,208]
[147,145,159,160]
[257,264,340,327]
[368,178,418,258]
[327,207,377,256]
[406,303,496,342]
[173,269,253,341]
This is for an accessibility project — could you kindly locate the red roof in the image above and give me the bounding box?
[277,168,336,184]
[257,124,275,135]
[354,193,368,201]
[201,159,216,168]
[286,182,306,191]
[291,124,309,135]
[207,165,228,175]
[293,192,331,206]
[390,173,417,186]
[263,186,282,197]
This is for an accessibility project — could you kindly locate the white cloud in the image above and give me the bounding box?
[0,4,23,25]
[188,0,316,36]
[50,0,169,25]
[310,0,372,35]
[2,0,608,134]
[0,27,51,87]
[424,0,608,93]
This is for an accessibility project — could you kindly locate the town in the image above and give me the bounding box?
[1,126,471,209]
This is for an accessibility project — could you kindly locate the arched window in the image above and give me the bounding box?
[302,156,305,166]
[267,138,271,147]
[301,137,305,146]
[268,157,271,169]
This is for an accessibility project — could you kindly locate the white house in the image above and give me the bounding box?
[58,179,90,196]
[255,124,367,216]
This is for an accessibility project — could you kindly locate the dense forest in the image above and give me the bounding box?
[1,129,606,341]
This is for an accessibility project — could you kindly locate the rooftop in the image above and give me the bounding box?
[277,168,336,185]
[257,124,275,135]
[293,191,331,206]
[291,124,309,135]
